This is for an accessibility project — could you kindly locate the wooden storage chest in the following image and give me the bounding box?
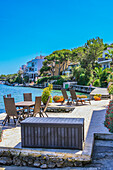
[21,117,84,149]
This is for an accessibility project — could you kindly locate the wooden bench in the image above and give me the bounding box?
[21,117,84,150]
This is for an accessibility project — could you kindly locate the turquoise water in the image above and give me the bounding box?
[0,84,88,113]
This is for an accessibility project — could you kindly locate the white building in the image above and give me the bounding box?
[98,47,112,69]
[21,55,45,82]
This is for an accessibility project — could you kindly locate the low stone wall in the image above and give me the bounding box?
[46,107,74,113]
[0,148,90,168]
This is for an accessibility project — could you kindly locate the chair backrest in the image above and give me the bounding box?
[34,96,41,115]
[4,98,18,117]
[43,96,51,113]
[23,93,32,101]
[3,95,6,99]
[61,89,68,100]
[7,94,11,98]
[69,89,77,100]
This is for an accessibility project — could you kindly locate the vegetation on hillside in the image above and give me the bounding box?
[1,37,113,88]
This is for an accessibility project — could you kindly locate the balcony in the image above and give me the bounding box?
[98,58,112,64]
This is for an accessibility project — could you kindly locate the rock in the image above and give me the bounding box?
[0,157,12,165]
[13,156,22,166]
[40,164,48,169]
[33,161,40,167]
[22,161,27,166]
[40,159,46,164]
[22,157,29,162]
[2,151,11,157]
[63,160,73,167]
[74,161,83,167]
[56,162,64,168]
[48,162,56,168]
[28,158,34,166]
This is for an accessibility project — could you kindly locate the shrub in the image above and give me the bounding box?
[93,79,100,87]
[78,74,87,85]
[95,94,102,97]
[41,84,53,104]
[100,69,109,87]
[37,77,49,84]
[77,95,87,98]
[104,100,113,133]
[108,84,113,94]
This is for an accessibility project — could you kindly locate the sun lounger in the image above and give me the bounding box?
[61,88,71,105]
[69,89,91,105]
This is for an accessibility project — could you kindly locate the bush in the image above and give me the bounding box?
[104,100,113,133]
[100,69,109,87]
[41,84,53,104]
[93,79,100,87]
[108,84,113,94]
[78,74,86,85]
[37,77,49,84]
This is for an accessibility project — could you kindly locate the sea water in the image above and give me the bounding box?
[0,84,87,113]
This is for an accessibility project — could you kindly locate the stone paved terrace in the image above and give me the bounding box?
[0,99,111,168]
[0,100,109,149]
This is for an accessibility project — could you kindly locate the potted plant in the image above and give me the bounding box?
[77,95,87,102]
[53,96,64,103]
[94,94,102,101]
[41,84,53,105]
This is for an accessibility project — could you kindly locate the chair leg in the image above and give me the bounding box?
[39,111,44,117]
[2,115,8,126]
[13,116,16,124]
[44,112,48,117]
[76,101,78,106]
[8,116,10,123]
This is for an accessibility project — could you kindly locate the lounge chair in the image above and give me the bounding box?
[40,96,51,117]
[23,93,32,101]
[69,89,91,105]
[61,88,71,105]
[2,97,24,125]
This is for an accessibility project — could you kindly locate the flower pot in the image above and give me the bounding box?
[55,98,64,103]
[94,97,101,101]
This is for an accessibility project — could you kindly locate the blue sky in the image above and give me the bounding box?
[0,0,113,74]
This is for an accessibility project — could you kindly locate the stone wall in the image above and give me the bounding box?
[46,107,74,113]
[0,148,90,168]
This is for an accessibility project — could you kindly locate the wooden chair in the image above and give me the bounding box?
[23,93,32,111]
[69,89,91,105]
[23,93,32,101]
[2,98,24,125]
[61,88,71,105]
[40,96,51,117]
[30,96,42,117]
[7,94,11,98]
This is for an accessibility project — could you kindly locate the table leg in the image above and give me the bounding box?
[27,107,30,117]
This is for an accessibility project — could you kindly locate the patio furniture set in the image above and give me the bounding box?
[61,88,91,105]
[2,93,50,126]
[2,90,86,150]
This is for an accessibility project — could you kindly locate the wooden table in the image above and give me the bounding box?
[15,101,35,114]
